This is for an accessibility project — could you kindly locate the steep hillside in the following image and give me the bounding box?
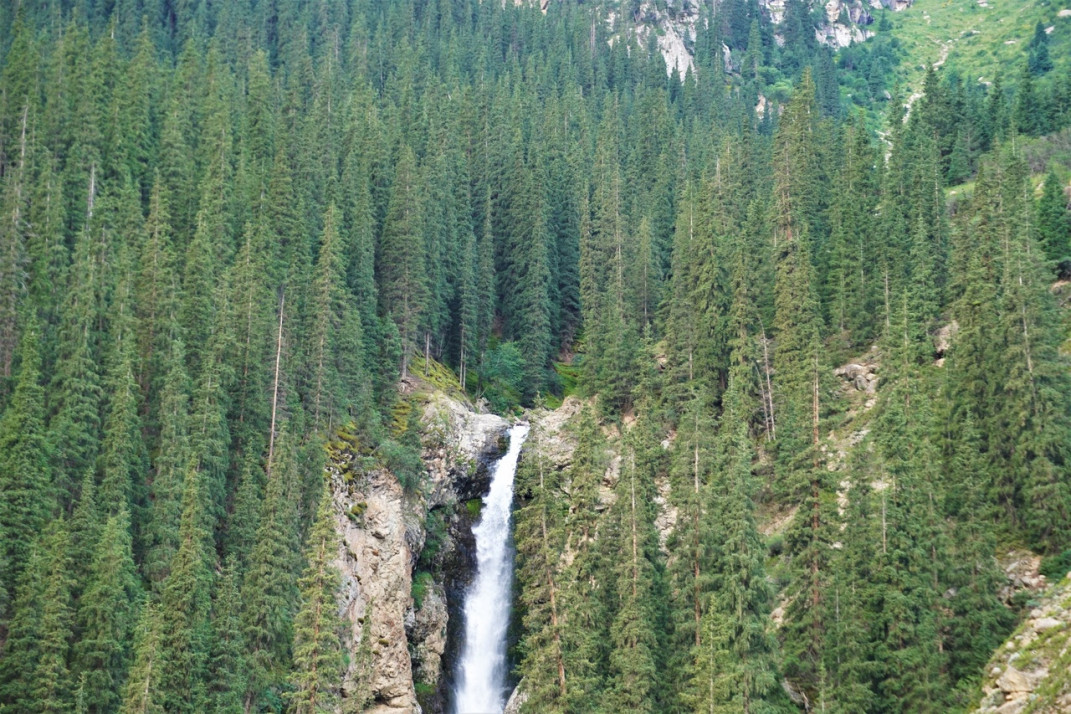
[889,0,1071,95]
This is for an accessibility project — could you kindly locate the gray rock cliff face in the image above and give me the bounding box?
[326,391,509,713]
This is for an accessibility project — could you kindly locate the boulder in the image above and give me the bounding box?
[997,667,1034,694]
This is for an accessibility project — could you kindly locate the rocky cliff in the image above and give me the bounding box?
[325,390,510,713]
[601,0,917,77]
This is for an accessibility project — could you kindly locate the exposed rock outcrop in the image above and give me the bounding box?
[504,682,529,714]
[763,0,914,48]
[524,395,583,471]
[834,359,878,394]
[552,0,917,77]
[998,549,1049,605]
[974,575,1071,714]
[332,463,418,713]
[327,389,509,713]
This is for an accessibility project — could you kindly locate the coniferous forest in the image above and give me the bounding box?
[1,0,1071,712]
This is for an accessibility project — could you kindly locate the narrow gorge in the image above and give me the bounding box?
[324,387,526,714]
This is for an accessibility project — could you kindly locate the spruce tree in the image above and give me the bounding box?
[206,557,246,713]
[665,386,718,704]
[1036,168,1069,263]
[0,533,47,710]
[772,70,826,495]
[0,317,52,591]
[242,430,302,709]
[556,407,610,711]
[156,467,213,713]
[134,178,179,404]
[144,338,190,586]
[515,423,569,713]
[943,411,1014,686]
[73,509,142,714]
[288,483,345,713]
[48,226,104,507]
[603,441,660,714]
[379,145,428,379]
[691,392,783,713]
[120,603,164,714]
[307,202,365,430]
[31,521,75,714]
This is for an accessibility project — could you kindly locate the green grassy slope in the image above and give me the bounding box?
[888,0,1071,94]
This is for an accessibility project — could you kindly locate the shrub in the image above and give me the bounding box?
[1039,549,1071,581]
[411,571,434,610]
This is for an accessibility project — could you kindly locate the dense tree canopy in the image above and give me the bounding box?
[0,1,1069,712]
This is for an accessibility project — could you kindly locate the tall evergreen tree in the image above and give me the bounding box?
[288,483,345,713]
[120,603,164,714]
[603,440,660,714]
[306,202,365,430]
[155,467,213,713]
[73,509,141,714]
[1036,168,1069,263]
[242,430,302,710]
[515,422,569,713]
[206,558,247,713]
[690,389,784,713]
[0,316,52,591]
[378,145,428,379]
[31,521,75,714]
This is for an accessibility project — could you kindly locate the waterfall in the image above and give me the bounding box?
[452,423,530,714]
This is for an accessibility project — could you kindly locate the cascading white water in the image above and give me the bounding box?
[453,423,530,714]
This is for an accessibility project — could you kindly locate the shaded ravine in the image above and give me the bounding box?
[451,423,530,714]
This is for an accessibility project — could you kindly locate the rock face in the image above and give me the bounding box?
[327,390,509,713]
[333,465,418,713]
[998,549,1048,604]
[504,682,529,714]
[974,575,1071,714]
[762,0,915,48]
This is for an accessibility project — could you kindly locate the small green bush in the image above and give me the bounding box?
[767,534,785,557]
[411,571,434,610]
[380,438,424,492]
[419,509,447,568]
[465,498,482,519]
